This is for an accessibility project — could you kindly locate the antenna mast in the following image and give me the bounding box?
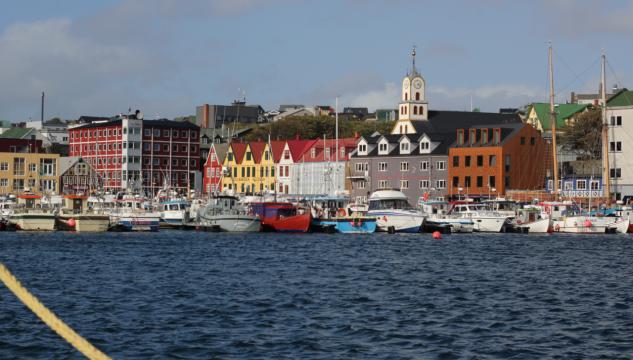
[549,44,559,197]
[601,51,610,204]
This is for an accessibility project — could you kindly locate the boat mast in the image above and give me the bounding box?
[335,97,339,195]
[600,51,610,205]
[549,44,559,198]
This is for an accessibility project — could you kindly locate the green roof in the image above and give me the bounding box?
[607,88,633,107]
[0,127,33,139]
[529,103,589,130]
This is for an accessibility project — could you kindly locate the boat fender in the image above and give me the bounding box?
[554,223,560,232]
[67,218,76,228]
[432,231,442,239]
[584,219,592,228]
[337,208,346,217]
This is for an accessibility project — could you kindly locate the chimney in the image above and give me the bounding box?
[295,133,300,140]
[354,131,360,139]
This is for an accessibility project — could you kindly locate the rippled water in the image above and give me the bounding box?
[1,231,633,359]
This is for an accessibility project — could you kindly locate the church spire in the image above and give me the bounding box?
[411,45,418,75]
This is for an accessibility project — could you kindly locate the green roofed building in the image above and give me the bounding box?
[0,127,37,139]
[606,88,633,201]
[525,103,590,133]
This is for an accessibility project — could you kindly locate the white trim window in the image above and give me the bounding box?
[436,161,446,170]
[400,161,409,171]
[420,161,429,171]
[436,180,446,189]
[400,180,409,190]
[419,180,429,189]
[419,140,430,153]
[400,140,410,154]
[378,141,389,154]
[576,179,587,190]
[379,162,388,171]
[357,143,367,154]
[358,181,366,189]
[378,180,390,189]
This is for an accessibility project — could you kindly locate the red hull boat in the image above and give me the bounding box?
[250,202,311,233]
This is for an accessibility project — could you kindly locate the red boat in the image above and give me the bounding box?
[249,202,312,233]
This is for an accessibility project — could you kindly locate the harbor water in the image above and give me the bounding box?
[1,232,632,359]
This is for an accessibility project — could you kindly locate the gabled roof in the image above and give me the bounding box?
[299,138,357,162]
[59,156,81,175]
[450,122,525,148]
[249,141,268,164]
[205,143,229,166]
[229,142,248,163]
[286,139,318,161]
[527,103,588,130]
[0,127,34,139]
[270,140,287,163]
[607,88,633,107]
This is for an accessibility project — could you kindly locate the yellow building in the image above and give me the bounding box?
[0,152,60,195]
[221,142,276,194]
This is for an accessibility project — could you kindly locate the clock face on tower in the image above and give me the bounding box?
[414,79,422,89]
[403,78,410,89]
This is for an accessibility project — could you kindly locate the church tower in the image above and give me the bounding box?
[391,46,428,135]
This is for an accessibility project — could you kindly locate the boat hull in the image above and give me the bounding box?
[368,211,424,233]
[469,216,507,232]
[9,213,56,231]
[313,217,377,234]
[523,218,552,233]
[261,213,312,233]
[59,214,110,232]
[200,215,261,232]
[110,215,160,232]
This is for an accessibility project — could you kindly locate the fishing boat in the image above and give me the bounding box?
[515,206,552,233]
[198,195,260,232]
[109,194,161,232]
[367,190,425,233]
[157,198,190,228]
[308,196,376,234]
[250,202,311,233]
[57,195,110,232]
[419,200,474,233]
[447,200,510,232]
[8,193,56,231]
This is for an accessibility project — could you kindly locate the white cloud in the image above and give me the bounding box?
[341,82,400,110]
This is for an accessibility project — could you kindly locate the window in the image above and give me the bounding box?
[163,130,169,137]
[163,144,169,152]
[464,176,471,187]
[400,141,409,153]
[419,140,430,152]
[378,180,390,189]
[283,150,290,160]
[610,116,622,126]
[144,129,151,136]
[340,147,345,158]
[457,130,464,145]
[400,162,409,171]
[379,162,387,171]
[481,130,488,144]
[590,180,600,190]
[378,142,388,153]
[420,161,429,171]
[610,141,622,152]
[0,162,7,171]
[181,130,187,138]
[358,181,366,189]
[530,137,535,145]
[0,179,7,187]
[436,161,446,170]
[610,168,622,178]
[520,136,526,145]
[453,156,459,167]
[465,156,471,167]
[358,143,367,153]
[505,176,511,188]
[246,152,252,161]
[505,155,511,172]
[576,180,587,190]
[489,176,496,188]
[453,176,459,187]
[489,155,496,166]
[28,163,36,172]
[400,180,409,189]
[13,158,25,176]
[143,143,150,151]
[436,180,446,189]
[477,155,483,167]
[476,176,483,187]
[419,180,429,189]
[325,148,331,159]
[493,129,500,145]
[311,148,316,158]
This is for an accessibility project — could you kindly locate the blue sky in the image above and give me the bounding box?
[0,0,632,121]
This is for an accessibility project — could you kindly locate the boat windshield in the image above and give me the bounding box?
[368,199,412,210]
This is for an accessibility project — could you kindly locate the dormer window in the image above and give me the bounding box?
[400,141,409,153]
[419,139,430,153]
[378,141,388,154]
[493,129,500,145]
[469,129,477,145]
[481,129,488,145]
[357,143,367,154]
[457,129,465,145]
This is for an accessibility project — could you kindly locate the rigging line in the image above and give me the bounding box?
[606,59,633,105]
[554,56,601,99]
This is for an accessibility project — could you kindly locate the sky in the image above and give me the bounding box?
[0,0,632,122]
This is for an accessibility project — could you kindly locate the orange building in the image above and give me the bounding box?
[448,123,548,198]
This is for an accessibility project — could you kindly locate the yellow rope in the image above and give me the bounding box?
[0,262,111,360]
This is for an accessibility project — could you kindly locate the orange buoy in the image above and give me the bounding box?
[67,218,76,228]
[432,231,442,239]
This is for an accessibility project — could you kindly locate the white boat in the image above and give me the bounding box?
[447,200,510,232]
[109,195,161,232]
[198,195,261,232]
[8,193,56,231]
[157,198,190,226]
[515,207,551,233]
[419,200,474,233]
[367,190,425,233]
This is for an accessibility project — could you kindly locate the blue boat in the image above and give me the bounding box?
[312,216,377,234]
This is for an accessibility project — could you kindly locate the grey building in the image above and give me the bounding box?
[196,101,265,129]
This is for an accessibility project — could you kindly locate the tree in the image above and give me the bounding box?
[244,116,395,141]
[560,108,602,160]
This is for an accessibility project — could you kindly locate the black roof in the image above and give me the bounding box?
[70,118,199,130]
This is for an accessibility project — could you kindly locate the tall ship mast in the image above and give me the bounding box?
[600,52,610,204]
[549,44,559,197]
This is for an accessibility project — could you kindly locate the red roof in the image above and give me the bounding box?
[299,137,358,163]
[286,139,318,162]
[229,142,248,163]
[270,140,286,163]
[249,141,267,164]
